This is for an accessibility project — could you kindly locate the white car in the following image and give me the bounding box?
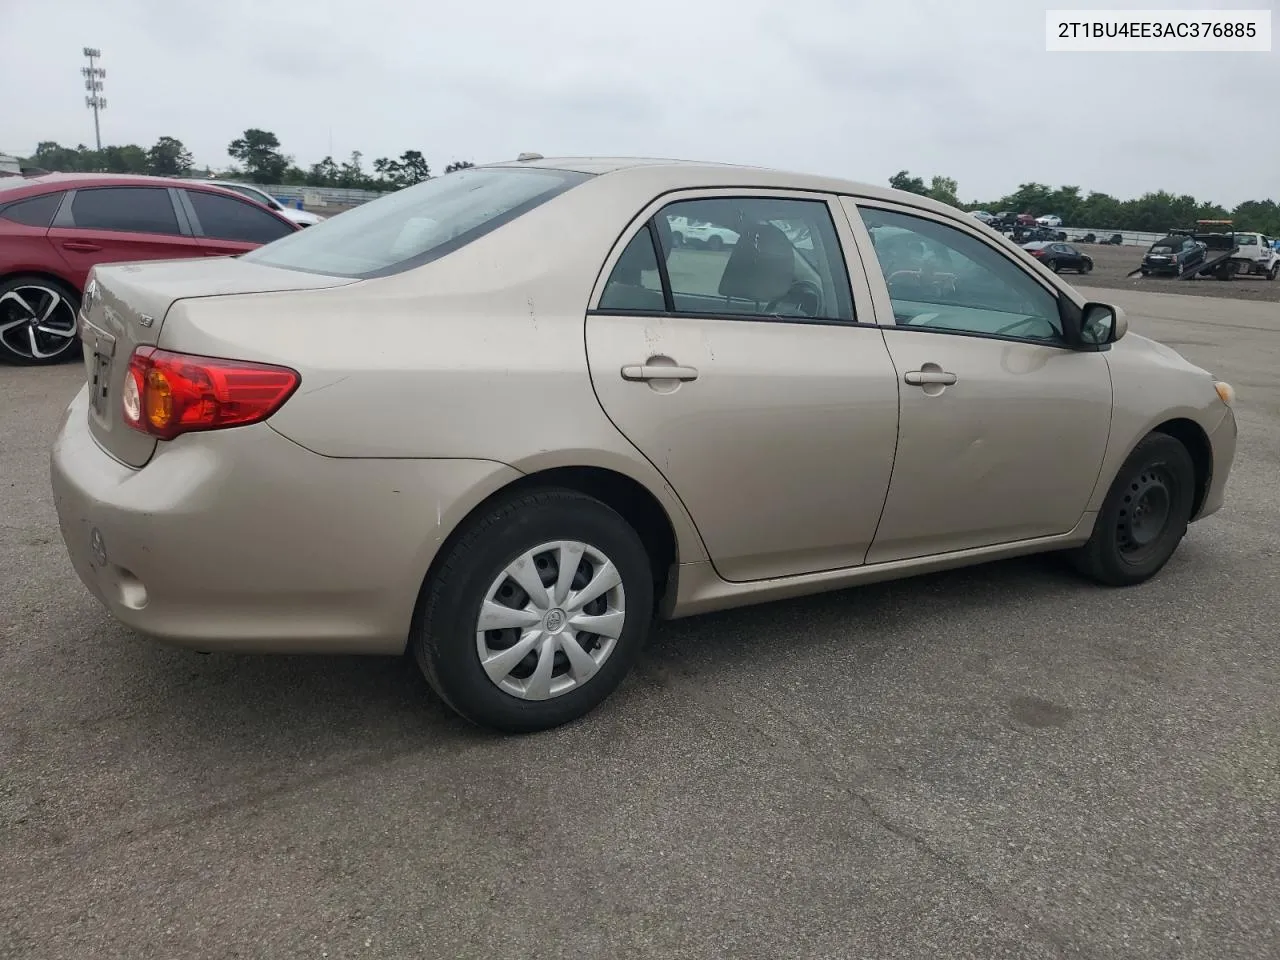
[192,180,323,227]
[1036,214,1063,228]
[668,215,738,250]
[969,210,997,224]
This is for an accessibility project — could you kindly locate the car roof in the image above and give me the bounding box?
[9,172,274,197]
[481,156,966,216]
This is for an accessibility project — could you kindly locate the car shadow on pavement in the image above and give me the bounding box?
[73,551,1085,750]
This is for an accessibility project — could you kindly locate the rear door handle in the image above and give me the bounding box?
[61,241,102,253]
[621,363,699,382]
[904,370,958,386]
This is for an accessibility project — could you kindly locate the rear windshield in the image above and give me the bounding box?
[242,166,591,279]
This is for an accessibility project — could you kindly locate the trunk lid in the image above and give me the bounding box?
[79,256,356,467]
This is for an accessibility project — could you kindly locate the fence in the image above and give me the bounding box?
[262,184,383,208]
[1050,228,1170,247]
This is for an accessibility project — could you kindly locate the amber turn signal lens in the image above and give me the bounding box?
[1214,381,1235,406]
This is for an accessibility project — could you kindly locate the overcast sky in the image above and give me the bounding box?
[1,0,1276,206]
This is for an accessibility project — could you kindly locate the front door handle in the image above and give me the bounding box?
[621,363,699,382]
[904,369,957,386]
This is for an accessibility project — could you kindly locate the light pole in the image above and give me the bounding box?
[82,47,107,152]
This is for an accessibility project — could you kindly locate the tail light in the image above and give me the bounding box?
[122,347,300,441]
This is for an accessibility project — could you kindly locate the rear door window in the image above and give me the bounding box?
[0,192,63,227]
[653,196,854,322]
[185,190,295,244]
[70,187,180,235]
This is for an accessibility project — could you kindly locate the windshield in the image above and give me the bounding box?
[243,166,591,278]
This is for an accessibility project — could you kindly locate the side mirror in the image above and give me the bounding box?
[1081,301,1126,345]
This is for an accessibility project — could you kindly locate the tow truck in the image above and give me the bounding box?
[1169,220,1279,281]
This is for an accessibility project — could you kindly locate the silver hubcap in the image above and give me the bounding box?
[475,540,626,701]
[0,286,78,360]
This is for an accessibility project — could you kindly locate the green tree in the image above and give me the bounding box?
[100,145,149,173]
[338,150,369,188]
[374,150,433,187]
[227,128,288,183]
[146,136,193,176]
[444,160,475,174]
[1231,200,1280,235]
[307,155,341,186]
[926,175,959,207]
[888,170,927,195]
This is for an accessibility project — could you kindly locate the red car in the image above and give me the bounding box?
[0,173,301,365]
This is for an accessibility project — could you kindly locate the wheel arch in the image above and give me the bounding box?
[415,463,693,641]
[1151,417,1213,519]
[0,269,81,295]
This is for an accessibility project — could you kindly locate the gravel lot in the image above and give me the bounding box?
[2,287,1278,959]
[1063,242,1280,304]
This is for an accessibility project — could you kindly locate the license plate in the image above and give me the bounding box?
[86,327,116,418]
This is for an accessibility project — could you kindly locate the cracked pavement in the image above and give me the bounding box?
[3,285,1278,958]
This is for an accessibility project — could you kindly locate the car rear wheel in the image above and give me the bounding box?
[410,488,654,733]
[1067,433,1195,587]
[0,276,82,366]
[1268,264,1277,281]
[1046,259,1059,272]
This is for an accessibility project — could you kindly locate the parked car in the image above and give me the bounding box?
[190,179,323,228]
[50,157,1238,733]
[969,210,997,224]
[1023,241,1093,274]
[1140,235,1206,277]
[668,214,738,249]
[1036,214,1063,227]
[0,173,300,365]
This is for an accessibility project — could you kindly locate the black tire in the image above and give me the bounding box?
[1079,259,1093,274]
[1046,259,1059,273]
[1067,433,1196,587]
[1268,264,1277,281]
[672,232,685,248]
[410,488,654,733]
[0,275,82,366]
[707,235,724,251]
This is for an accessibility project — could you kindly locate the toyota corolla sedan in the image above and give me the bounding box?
[51,157,1238,733]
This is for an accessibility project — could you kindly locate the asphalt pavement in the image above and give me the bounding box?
[2,287,1278,959]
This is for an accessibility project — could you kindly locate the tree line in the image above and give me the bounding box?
[19,129,475,192]
[18,135,1277,233]
[889,170,1280,236]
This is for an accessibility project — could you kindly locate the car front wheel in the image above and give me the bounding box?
[1067,433,1196,587]
[1079,259,1092,274]
[410,488,654,733]
[0,276,82,366]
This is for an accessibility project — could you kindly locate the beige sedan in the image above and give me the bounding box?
[51,157,1238,732]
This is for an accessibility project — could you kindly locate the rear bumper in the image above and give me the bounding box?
[1194,405,1237,522]
[50,385,519,654]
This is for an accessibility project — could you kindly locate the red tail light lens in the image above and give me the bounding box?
[122,347,300,441]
